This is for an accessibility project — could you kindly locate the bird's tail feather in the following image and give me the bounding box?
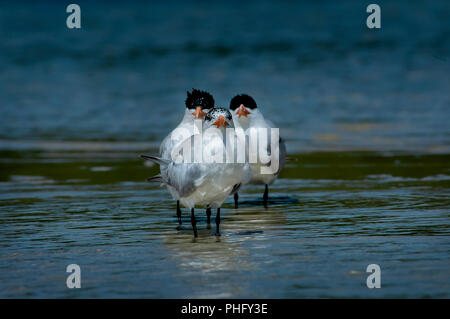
[146,174,163,183]
[140,154,170,166]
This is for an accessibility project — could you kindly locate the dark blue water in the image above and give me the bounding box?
[0,0,449,298]
[1,0,449,151]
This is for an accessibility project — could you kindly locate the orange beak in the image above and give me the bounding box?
[213,115,229,128]
[192,106,206,119]
[236,104,251,118]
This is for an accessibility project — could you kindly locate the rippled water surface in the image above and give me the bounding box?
[1,151,449,298]
[0,0,449,298]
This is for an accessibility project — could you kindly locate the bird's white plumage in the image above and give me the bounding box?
[160,109,201,160]
[231,108,286,186]
[158,108,206,201]
[157,109,251,209]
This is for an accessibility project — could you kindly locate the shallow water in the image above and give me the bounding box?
[0,150,449,298]
[0,0,449,298]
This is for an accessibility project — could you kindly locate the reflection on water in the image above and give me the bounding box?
[0,150,448,298]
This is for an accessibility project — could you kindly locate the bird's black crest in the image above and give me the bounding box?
[185,89,215,110]
[229,94,257,110]
[205,107,232,122]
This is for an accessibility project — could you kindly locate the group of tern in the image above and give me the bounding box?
[141,89,286,238]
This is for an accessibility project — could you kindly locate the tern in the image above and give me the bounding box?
[229,94,286,206]
[157,89,215,228]
[142,108,251,237]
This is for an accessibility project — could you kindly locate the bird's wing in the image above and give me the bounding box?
[160,120,200,160]
[166,162,206,198]
[247,115,286,177]
[159,134,173,159]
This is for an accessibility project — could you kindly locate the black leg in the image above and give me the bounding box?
[234,192,239,208]
[206,206,211,225]
[263,184,269,205]
[191,208,198,238]
[215,208,221,236]
[176,200,182,230]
